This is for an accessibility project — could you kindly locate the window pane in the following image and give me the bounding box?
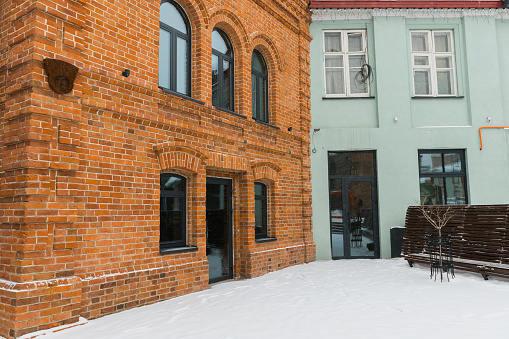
[326,69,344,95]
[325,55,343,67]
[158,29,171,89]
[329,152,374,176]
[434,32,451,52]
[349,55,364,68]
[260,77,268,122]
[212,29,232,56]
[223,60,231,110]
[161,174,185,191]
[329,178,344,257]
[251,73,257,117]
[212,54,219,107]
[176,37,188,95]
[160,2,187,34]
[348,33,363,52]
[444,177,467,204]
[437,70,453,95]
[160,196,183,242]
[420,177,445,205]
[255,183,267,237]
[414,70,430,95]
[251,51,266,74]
[411,32,429,52]
[436,56,452,69]
[414,56,429,66]
[420,153,443,173]
[324,32,341,53]
[350,69,368,94]
[443,152,462,172]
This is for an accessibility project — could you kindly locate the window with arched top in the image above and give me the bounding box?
[212,28,234,111]
[255,182,268,239]
[160,173,187,250]
[251,50,269,123]
[159,0,191,96]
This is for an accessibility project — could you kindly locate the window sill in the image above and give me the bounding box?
[252,118,280,130]
[160,245,198,255]
[159,87,205,105]
[255,237,277,243]
[412,96,464,99]
[322,96,375,100]
[214,106,247,119]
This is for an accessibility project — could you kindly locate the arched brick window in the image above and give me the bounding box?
[160,173,187,250]
[251,50,268,123]
[212,28,234,111]
[159,0,191,96]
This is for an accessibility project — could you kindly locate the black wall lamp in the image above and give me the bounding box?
[288,127,293,131]
[122,69,130,77]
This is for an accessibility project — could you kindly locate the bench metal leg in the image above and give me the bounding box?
[481,273,489,280]
[408,261,414,267]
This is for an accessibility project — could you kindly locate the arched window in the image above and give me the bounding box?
[159,0,191,96]
[251,50,268,123]
[160,173,187,250]
[212,28,234,111]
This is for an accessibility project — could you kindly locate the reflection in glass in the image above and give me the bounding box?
[160,1,187,33]
[255,183,267,238]
[158,29,171,90]
[207,181,231,282]
[329,178,344,257]
[329,152,374,176]
[176,37,188,94]
[212,54,219,107]
[223,60,231,110]
[348,181,374,257]
[160,173,186,247]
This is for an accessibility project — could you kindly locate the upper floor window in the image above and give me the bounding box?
[212,28,234,111]
[159,0,191,96]
[323,30,369,97]
[251,50,268,123]
[254,182,268,239]
[419,150,467,205]
[160,173,187,249]
[411,30,457,97]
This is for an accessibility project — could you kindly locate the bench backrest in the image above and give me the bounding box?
[402,205,509,265]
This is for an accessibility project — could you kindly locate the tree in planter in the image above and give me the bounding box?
[418,199,455,281]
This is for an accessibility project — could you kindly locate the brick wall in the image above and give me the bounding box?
[0,0,314,337]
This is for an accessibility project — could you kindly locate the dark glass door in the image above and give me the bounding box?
[206,178,233,283]
[329,151,379,259]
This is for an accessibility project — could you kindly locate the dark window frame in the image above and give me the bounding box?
[251,50,269,123]
[212,28,234,111]
[159,0,191,96]
[254,182,268,239]
[418,149,468,205]
[160,173,187,250]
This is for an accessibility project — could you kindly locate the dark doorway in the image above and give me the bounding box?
[206,178,233,283]
[328,151,379,259]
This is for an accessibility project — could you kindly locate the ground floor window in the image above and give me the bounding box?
[160,173,186,249]
[418,149,467,205]
[254,182,268,239]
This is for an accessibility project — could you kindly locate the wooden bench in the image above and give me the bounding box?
[402,205,509,280]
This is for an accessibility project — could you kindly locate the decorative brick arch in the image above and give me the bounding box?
[209,9,250,51]
[251,162,281,182]
[251,34,282,72]
[154,143,207,174]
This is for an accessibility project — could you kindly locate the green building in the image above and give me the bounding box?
[309,4,509,260]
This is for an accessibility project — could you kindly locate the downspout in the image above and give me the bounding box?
[478,126,509,150]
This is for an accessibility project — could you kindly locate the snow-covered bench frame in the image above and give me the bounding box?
[402,205,509,280]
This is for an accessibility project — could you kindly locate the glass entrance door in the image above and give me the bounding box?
[329,151,379,259]
[206,178,233,283]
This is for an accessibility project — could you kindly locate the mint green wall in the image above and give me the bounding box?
[310,15,509,260]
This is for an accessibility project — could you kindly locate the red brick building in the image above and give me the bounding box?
[0,0,314,337]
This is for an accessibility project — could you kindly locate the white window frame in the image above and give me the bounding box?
[411,30,457,97]
[323,30,370,98]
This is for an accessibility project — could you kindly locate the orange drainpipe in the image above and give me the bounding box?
[479,126,509,150]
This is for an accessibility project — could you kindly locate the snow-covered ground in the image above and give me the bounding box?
[24,258,509,339]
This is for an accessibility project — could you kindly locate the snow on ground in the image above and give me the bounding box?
[27,258,509,339]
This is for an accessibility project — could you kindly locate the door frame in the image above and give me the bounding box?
[206,177,233,283]
[328,151,380,259]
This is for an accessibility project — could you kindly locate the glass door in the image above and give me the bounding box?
[329,151,379,259]
[206,178,233,283]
